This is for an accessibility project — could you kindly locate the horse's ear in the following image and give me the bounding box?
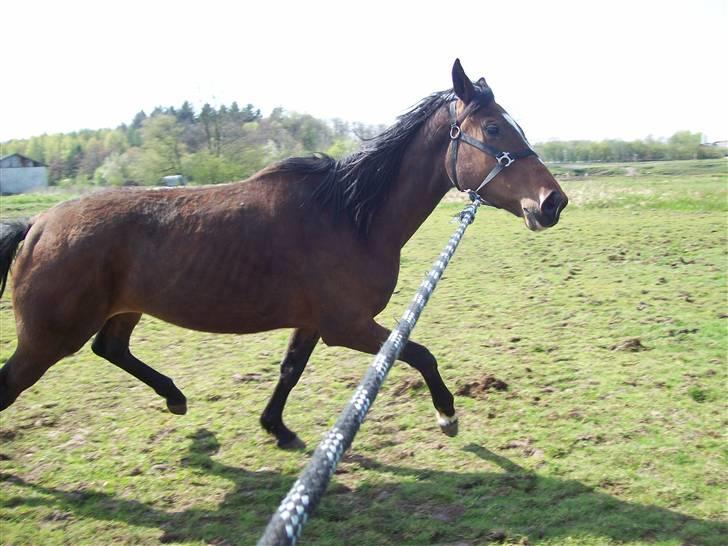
[476,77,488,88]
[452,58,475,104]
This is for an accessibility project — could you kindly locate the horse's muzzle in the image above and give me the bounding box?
[522,190,568,231]
[537,190,568,228]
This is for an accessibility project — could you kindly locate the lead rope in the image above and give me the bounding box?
[256,196,481,546]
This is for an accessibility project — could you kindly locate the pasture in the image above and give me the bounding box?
[0,159,726,545]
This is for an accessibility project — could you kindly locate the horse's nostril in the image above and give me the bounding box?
[540,191,566,226]
[542,192,559,216]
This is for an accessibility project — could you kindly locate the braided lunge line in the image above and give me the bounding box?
[257,199,480,546]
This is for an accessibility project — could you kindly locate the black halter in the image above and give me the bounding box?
[446,100,537,206]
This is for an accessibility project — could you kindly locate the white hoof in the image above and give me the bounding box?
[436,411,459,437]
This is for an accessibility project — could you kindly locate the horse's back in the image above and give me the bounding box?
[11,178,397,337]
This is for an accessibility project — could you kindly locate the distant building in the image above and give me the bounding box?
[707,140,728,149]
[161,175,186,187]
[0,153,49,194]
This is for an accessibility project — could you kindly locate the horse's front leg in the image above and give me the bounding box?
[260,327,320,449]
[322,320,457,437]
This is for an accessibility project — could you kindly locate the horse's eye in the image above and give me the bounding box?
[485,124,499,136]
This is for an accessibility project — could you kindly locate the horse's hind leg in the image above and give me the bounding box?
[260,327,320,449]
[92,313,187,415]
[0,345,65,411]
[323,319,458,437]
[398,339,458,437]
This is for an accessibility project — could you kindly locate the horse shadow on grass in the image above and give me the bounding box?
[1,429,725,545]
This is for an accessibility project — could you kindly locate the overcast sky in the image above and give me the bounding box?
[1,0,726,143]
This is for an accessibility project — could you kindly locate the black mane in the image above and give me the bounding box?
[273,83,493,237]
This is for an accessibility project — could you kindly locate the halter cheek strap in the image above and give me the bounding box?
[446,101,536,206]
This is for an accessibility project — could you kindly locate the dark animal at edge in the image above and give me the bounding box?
[0,60,567,448]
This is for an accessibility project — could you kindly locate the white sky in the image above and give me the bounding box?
[1,0,726,143]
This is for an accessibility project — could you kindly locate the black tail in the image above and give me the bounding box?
[0,220,30,298]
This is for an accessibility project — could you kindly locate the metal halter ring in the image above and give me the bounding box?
[449,124,461,140]
[496,152,514,167]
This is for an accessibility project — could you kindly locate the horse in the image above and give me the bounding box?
[0,59,567,449]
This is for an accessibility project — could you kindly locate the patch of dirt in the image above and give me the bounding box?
[232,372,263,383]
[43,510,73,522]
[668,328,699,336]
[343,453,382,470]
[148,427,177,443]
[488,531,509,543]
[456,375,508,399]
[206,539,234,546]
[611,338,649,352]
[573,433,606,445]
[396,448,416,458]
[392,377,424,396]
[160,532,183,544]
[500,437,543,458]
[32,417,58,428]
[599,477,628,495]
[328,482,353,494]
[427,503,466,523]
[59,433,87,450]
[0,429,17,441]
[374,489,393,502]
[0,473,22,483]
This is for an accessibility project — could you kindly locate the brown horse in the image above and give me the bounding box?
[0,60,567,448]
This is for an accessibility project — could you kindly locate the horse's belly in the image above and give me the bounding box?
[149,283,307,334]
[119,264,310,334]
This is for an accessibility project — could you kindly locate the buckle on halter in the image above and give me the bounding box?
[449,124,461,140]
[496,152,514,167]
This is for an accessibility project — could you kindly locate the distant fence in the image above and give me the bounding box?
[257,198,481,546]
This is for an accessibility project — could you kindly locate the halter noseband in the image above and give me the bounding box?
[446,100,537,206]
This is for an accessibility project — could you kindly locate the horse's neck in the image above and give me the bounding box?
[370,108,452,251]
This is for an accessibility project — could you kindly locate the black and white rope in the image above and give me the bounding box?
[257,198,480,546]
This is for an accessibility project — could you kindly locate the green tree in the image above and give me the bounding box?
[199,103,215,153]
[131,110,147,129]
[177,101,195,124]
[133,115,187,184]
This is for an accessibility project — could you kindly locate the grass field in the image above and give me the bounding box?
[0,159,726,545]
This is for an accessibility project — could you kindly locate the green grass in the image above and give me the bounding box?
[548,158,727,178]
[0,188,84,218]
[0,160,726,545]
[553,159,727,211]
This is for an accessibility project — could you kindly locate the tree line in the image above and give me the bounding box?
[1,103,723,187]
[0,101,383,187]
[534,131,724,163]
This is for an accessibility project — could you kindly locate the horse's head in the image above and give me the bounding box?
[446,59,568,231]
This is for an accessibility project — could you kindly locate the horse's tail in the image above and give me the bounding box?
[0,220,31,299]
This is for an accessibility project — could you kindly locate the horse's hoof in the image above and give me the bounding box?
[437,411,459,437]
[167,400,188,415]
[277,434,306,450]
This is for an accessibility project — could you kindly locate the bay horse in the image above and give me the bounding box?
[0,60,567,448]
